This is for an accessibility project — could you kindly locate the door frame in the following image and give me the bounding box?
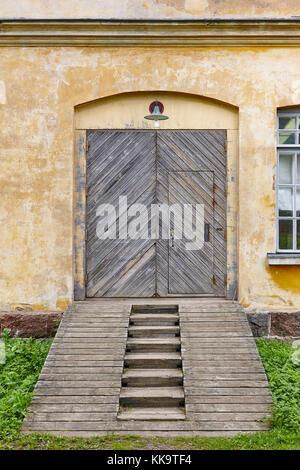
[73,129,237,300]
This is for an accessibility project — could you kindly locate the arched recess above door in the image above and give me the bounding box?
[75,91,238,131]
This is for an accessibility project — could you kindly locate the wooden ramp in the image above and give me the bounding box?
[22,299,272,437]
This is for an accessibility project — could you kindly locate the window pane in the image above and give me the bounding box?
[279,220,293,249]
[278,187,293,216]
[297,154,300,183]
[278,132,296,145]
[279,154,293,183]
[279,117,296,130]
[297,221,300,250]
[297,188,300,217]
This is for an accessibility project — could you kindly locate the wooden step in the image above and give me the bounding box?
[124,352,182,368]
[119,386,184,406]
[127,338,180,352]
[132,305,178,314]
[130,313,179,326]
[122,369,183,386]
[128,325,180,337]
[22,300,272,436]
[118,407,185,421]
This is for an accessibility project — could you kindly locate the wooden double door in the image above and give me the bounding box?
[86,130,227,297]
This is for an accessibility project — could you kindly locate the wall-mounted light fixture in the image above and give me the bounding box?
[144,99,169,128]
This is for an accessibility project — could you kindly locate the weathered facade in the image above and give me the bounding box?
[0,1,300,336]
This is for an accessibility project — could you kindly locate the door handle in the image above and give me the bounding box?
[170,229,174,247]
[204,223,210,242]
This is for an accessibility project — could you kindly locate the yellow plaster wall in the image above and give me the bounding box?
[0,1,299,19]
[0,46,300,310]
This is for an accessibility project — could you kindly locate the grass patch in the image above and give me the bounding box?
[0,331,299,450]
[256,338,300,431]
[0,430,299,451]
[0,329,52,439]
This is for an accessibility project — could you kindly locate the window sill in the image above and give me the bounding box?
[267,253,300,265]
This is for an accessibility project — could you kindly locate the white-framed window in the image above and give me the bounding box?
[277,109,300,252]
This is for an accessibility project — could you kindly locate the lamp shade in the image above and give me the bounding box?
[144,99,169,121]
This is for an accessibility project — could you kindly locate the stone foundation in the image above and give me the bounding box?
[0,309,299,339]
[0,311,63,338]
[246,311,300,338]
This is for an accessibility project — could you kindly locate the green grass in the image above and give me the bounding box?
[256,338,300,431]
[0,429,299,450]
[0,328,52,439]
[0,330,299,450]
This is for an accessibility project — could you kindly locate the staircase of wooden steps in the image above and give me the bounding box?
[118,305,185,421]
[21,299,272,437]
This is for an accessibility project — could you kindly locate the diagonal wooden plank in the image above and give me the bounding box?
[157,130,226,296]
[86,131,156,297]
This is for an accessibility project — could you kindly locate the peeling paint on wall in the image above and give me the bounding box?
[267,267,300,296]
[0,0,299,19]
[0,81,6,105]
[0,46,300,310]
[56,298,71,311]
